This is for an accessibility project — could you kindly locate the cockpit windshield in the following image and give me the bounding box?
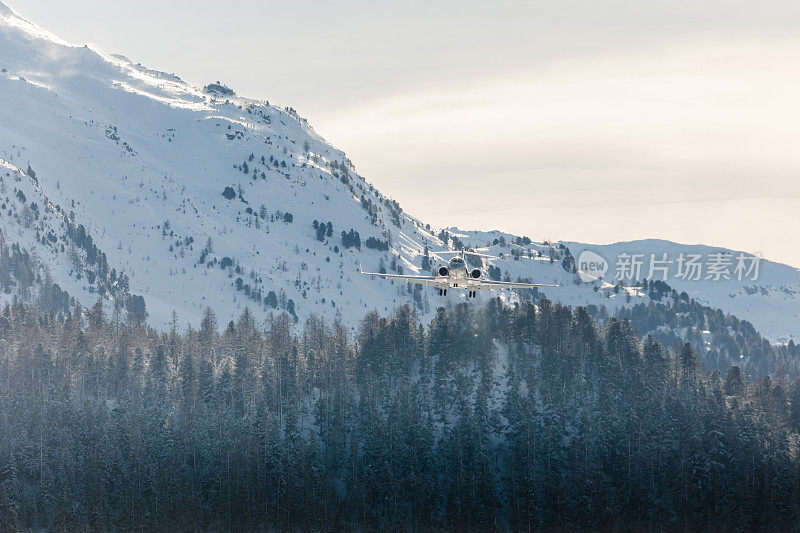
[449,257,465,268]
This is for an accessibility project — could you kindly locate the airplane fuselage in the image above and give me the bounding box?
[446,271,467,287]
[439,256,479,289]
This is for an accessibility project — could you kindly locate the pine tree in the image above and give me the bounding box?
[724,365,744,396]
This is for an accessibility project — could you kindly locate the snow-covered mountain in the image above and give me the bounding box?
[1,1,799,344]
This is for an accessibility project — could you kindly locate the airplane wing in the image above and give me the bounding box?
[471,279,559,290]
[361,268,446,288]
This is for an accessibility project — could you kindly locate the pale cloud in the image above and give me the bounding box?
[312,35,800,266]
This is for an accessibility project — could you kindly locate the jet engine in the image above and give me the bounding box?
[438,266,449,277]
[471,268,482,279]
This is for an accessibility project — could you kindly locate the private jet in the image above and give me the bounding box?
[361,250,558,298]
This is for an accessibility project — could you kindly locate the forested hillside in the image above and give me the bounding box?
[1,297,799,530]
[610,294,800,377]
[579,280,800,377]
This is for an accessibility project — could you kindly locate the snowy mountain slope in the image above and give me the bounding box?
[1,1,800,346]
[449,229,800,343]
[0,1,451,329]
[567,239,800,342]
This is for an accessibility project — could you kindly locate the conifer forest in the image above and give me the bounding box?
[1,297,799,530]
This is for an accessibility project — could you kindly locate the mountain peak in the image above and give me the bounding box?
[0,1,72,46]
[0,1,15,17]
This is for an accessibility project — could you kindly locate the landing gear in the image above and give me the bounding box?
[439,288,447,296]
[468,290,476,298]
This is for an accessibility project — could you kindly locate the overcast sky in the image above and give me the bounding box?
[9,0,800,267]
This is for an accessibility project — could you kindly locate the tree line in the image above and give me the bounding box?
[0,296,799,530]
